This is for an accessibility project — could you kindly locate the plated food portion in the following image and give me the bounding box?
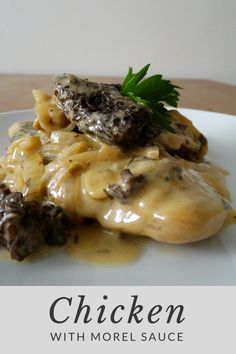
[0,65,234,262]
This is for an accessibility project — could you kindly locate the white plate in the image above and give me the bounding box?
[0,108,236,285]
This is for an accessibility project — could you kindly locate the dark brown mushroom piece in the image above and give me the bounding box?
[0,185,71,261]
[105,169,145,203]
[53,74,160,147]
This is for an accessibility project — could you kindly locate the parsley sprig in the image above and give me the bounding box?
[120,64,180,132]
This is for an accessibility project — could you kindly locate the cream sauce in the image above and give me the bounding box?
[0,123,233,263]
[0,247,11,261]
[66,224,145,265]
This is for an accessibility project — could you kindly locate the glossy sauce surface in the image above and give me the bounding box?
[0,118,234,264]
[1,129,232,245]
[66,224,145,265]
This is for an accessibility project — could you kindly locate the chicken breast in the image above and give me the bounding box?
[42,146,228,244]
[97,160,227,243]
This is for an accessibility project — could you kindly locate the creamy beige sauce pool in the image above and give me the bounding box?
[66,224,145,265]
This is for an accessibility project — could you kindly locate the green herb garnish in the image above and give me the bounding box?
[120,64,180,133]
